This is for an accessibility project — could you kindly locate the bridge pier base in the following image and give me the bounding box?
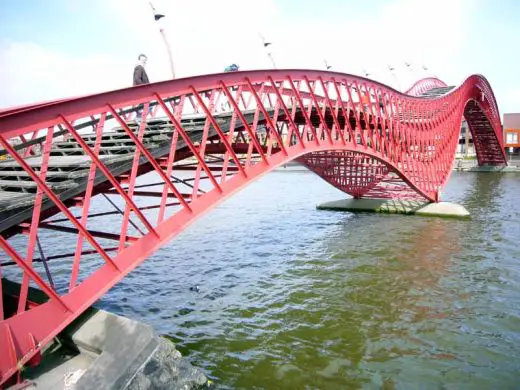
[5,301,210,390]
[317,198,470,218]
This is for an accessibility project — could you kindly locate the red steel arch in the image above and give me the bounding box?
[404,77,448,96]
[0,70,507,384]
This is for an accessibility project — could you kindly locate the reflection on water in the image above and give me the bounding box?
[28,171,520,388]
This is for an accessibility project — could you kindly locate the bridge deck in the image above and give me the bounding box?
[0,104,396,235]
[0,111,260,236]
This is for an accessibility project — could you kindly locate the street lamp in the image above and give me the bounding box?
[387,64,401,91]
[259,33,276,69]
[324,60,332,70]
[422,65,438,79]
[149,2,175,79]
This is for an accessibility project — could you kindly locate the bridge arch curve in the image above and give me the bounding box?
[404,77,448,96]
[0,69,507,384]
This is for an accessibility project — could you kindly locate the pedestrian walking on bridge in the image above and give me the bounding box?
[133,54,151,123]
[133,54,150,86]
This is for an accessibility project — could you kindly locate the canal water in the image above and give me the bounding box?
[95,170,520,389]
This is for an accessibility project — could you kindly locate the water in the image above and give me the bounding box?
[93,170,519,389]
[5,170,520,388]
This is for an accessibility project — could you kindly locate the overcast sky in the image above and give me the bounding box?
[0,0,518,116]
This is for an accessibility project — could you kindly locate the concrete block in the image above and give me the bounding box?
[70,310,159,390]
[17,308,210,390]
[317,198,470,218]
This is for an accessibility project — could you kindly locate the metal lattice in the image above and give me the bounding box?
[0,70,506,385]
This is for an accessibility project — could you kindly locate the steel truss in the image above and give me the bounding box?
[0,70,506,385]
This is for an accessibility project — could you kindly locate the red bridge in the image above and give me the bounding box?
[0,70,507,385]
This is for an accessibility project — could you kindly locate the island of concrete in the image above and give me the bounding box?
[2,280,211,390]
[317,198,470,218]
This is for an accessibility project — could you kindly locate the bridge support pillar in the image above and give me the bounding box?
[317,198,470,218]
[10,306,210,389]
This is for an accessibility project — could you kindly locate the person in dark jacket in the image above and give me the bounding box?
[133,54,150,85]
[133,54,150,123]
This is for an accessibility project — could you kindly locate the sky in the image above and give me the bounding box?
[0,0,518,116]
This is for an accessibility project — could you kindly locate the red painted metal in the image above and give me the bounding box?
[16,127,54,314]
[404,77,448,96]
[36,223,138,243]
[70,113,106,291]
[59,114,159,239]
[0,267,3,321]
[0,70,507,385]
[0,237,70,312]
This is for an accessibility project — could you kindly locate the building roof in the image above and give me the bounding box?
[504,113,520,129]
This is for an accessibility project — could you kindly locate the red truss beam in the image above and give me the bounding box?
[0,69,507,385]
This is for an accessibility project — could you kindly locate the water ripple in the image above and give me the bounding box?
[4,170,518,388]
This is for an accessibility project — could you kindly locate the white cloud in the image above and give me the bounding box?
[498,86,520,115]
[102,0,281,78]
[0,40,130,107]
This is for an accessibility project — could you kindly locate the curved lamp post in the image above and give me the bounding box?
[259,33,276,69]
[149,2,175,79]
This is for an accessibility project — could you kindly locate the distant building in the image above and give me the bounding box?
[455,114,520,160]
[456,119,475,157]
[504,113,520,157]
